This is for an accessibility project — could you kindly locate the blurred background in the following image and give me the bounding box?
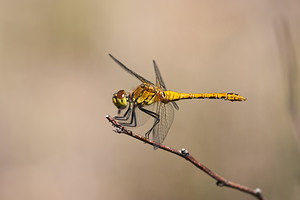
[0,0,299,200]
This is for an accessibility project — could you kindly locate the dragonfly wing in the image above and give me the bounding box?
[153,102,175,149]
[109,54,154,85]
[153,60,180,110]
[153,60,166,89]
[134,103,155,127]
[171,101,179,110]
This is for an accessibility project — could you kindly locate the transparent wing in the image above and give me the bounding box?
[153,60,166,89]
[152,102,175,149]
[134,104,155,127]
[153,60,179,110]
[109,54,154,85]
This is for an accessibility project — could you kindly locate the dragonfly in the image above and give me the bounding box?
[109,54,246,148]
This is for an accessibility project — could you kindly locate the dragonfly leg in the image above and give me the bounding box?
[114,103,132,121]
[118,106,138,127]
[139,107,160,139]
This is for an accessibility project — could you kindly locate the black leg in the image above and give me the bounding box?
[139,107,160,138]
[118,105,137,127]
[114,103,132,121]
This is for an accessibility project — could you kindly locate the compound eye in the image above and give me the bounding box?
[112,90,128,109]
[117,90,126,99]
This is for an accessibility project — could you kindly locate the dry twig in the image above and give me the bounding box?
[106,115,265,200]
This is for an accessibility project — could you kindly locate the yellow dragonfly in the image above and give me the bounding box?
[110,54,246,148]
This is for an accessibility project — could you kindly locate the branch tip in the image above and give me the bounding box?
[255,188,262,194]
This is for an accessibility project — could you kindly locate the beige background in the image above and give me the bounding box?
[0,1,300,200]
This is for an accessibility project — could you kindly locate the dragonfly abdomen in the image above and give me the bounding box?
[164,91,246,102]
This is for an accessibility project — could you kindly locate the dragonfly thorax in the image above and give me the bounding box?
[112,90,129,110]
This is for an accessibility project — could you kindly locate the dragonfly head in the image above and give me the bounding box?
[112,90,129,110]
